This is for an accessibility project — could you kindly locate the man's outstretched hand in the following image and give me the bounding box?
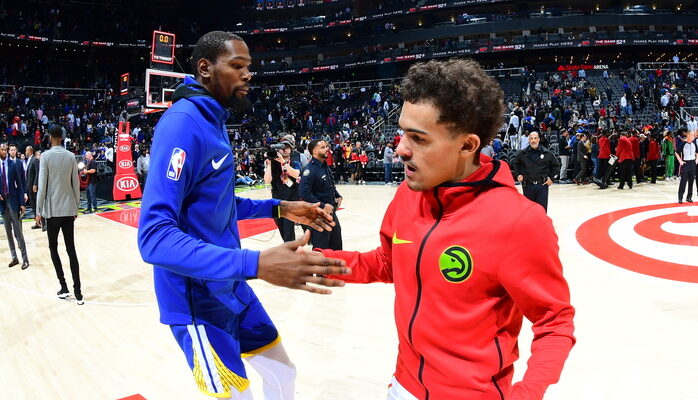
[257,230,350,294]
[279,200,335,231]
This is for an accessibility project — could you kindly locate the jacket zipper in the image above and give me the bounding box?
[491,337,505,400]
[186,278,197,324]
[407,187,444,400]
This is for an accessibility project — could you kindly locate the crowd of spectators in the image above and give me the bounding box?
[258,28,698,71]
[4,1,695,53]
[0,85,158,170]
[233,4,695,39]
[1,3,196,43]
[0,77,402,186]
[2,64,696,191]
[231,80,402,183]
[495,64,698,184]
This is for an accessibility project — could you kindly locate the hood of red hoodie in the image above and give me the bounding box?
[419,155,516,215]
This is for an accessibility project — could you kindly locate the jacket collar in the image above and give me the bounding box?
[173,76,230,126]
[523,145,547,154]
[421,155,515,216]
[311,157,327,166]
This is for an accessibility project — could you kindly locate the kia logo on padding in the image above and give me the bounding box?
[119,160,132,169]
[116,176,139,192]
[119,145,130,152]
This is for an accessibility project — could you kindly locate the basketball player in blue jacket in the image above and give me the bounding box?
[138,31,350,399]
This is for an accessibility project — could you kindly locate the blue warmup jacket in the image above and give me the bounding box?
[138,77,280,325]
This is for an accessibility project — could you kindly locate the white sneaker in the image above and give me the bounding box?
[76,296,84,305]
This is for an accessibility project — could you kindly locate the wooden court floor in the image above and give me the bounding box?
[0,180,696,400]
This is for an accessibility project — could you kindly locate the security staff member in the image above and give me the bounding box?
[299,139,343,250]
[511,131,560,212]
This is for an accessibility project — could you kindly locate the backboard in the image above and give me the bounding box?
[145,68,191,110]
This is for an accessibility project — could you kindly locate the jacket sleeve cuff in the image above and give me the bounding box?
[244,250,261,279]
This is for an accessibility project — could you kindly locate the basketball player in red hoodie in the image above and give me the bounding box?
[320,59,575,400]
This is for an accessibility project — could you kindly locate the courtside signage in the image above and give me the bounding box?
[112,121,143,200]
[116,176,140,192]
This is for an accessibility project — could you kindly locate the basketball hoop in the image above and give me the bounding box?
[143,107,167,115]
[144,69,190,110]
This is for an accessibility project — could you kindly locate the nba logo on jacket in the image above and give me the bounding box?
[167,148,186,181]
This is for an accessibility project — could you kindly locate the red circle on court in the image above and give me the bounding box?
[576,203,698,283]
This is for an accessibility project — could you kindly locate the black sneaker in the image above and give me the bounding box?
[687,198,694,203]
[57,288,70,299]
[75,294,84,305]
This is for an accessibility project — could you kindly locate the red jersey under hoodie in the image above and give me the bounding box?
[322,157,575,400]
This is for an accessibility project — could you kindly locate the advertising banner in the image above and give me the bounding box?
[113,121,142,201]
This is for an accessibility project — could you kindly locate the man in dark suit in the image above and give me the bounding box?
[25,147,42,230]
[0,143,29,269]
[573,133,590,185]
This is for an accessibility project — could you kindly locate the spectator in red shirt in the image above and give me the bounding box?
[393,132,401,148]
[352,149,367,184]
[598,132,611,178]
[34,128,42,148]
[325,146,334,167]
[359,150,368,180]
[617,131,634,189]
[629,132,643,183]
[11,116,20,137]
[646,134,660,184]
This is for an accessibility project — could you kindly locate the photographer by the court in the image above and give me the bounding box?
[264,137,301,241]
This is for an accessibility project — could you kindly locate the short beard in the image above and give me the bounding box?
[224,94,251,112]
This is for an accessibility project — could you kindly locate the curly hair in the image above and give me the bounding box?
[401,59,504,150]
[190,31,244,77]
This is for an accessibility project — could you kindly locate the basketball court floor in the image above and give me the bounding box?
[0,179,696,400]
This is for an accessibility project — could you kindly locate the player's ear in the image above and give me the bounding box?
[461,133,480,155]
[198,59,212,79]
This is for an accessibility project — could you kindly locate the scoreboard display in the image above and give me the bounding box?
[151,30,175,65]
[120,73,129,96]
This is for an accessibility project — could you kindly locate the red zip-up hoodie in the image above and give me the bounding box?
[598,136,611,159]
[629,136,640,159]
[323,158,575,400]
[617,136,634,162]
[647,140,660,161]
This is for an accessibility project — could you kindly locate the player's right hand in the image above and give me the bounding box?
[322,203,333,214]
[257,230,350,295]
